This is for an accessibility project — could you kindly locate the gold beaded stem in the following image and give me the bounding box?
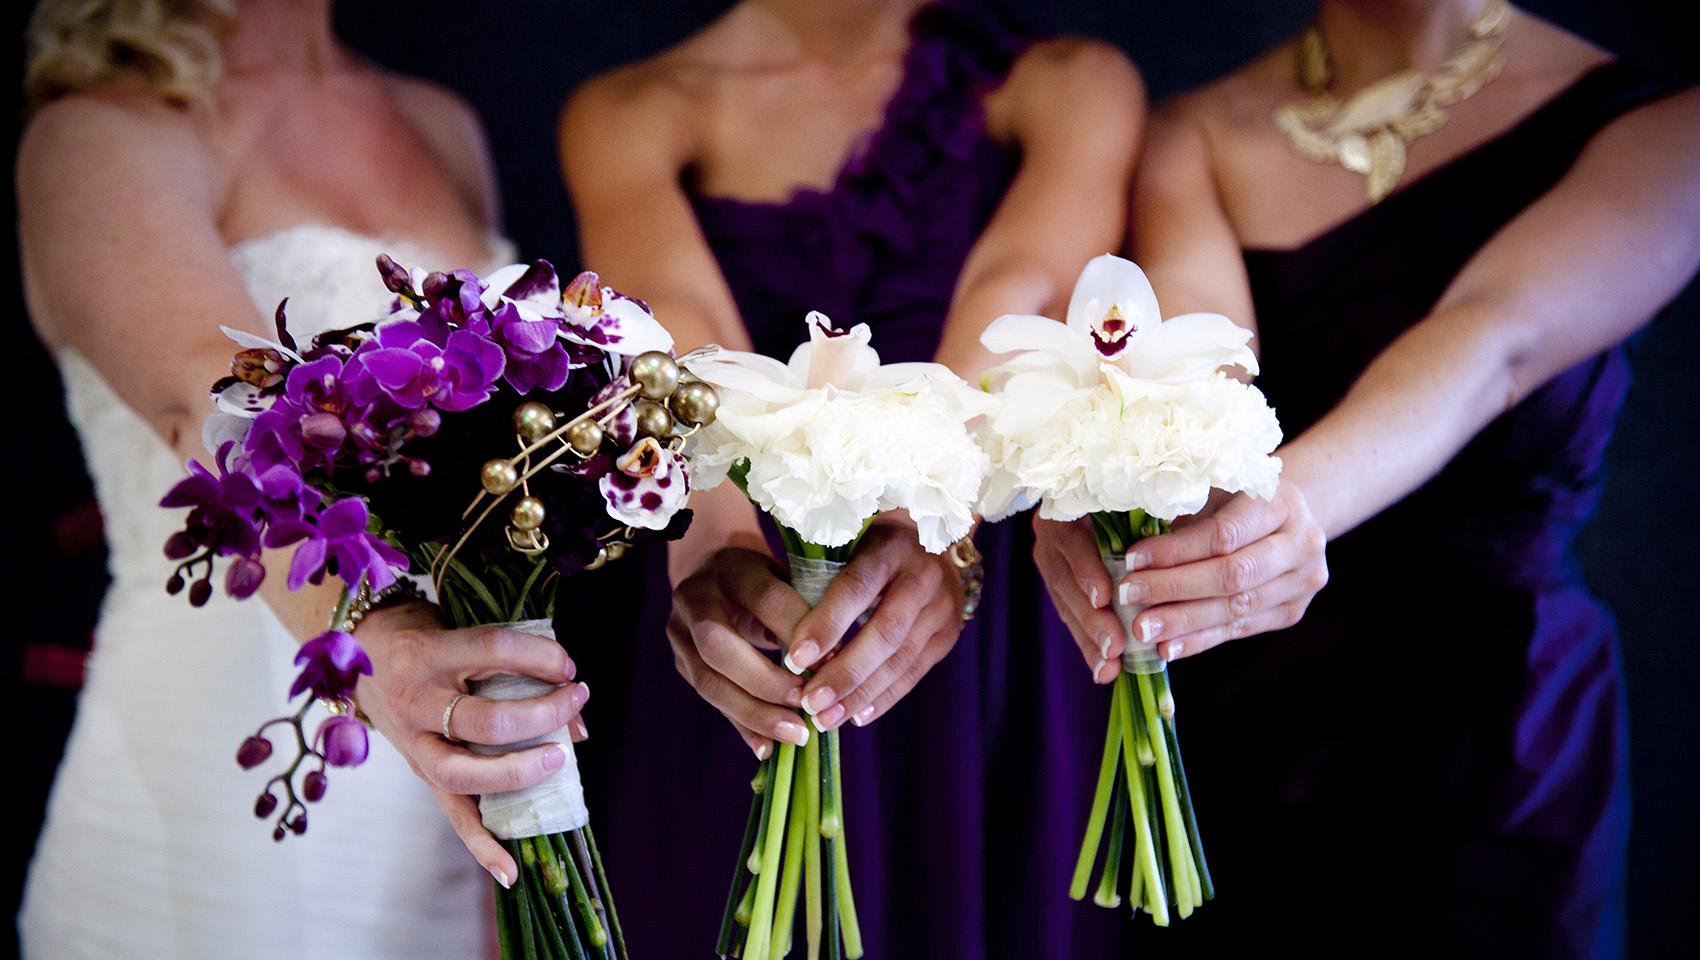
[428,345,719,594]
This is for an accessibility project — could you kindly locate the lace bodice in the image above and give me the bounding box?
[59,224,518,590]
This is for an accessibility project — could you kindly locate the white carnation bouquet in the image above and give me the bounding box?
[978,254,1282,924]
[683,312,993,960]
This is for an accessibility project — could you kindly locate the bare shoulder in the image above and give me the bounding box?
[19,91,219,209]
[992,36,1145,144]
[382,72,499,225]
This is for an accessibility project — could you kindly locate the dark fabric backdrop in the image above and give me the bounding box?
[6,2,1695,957]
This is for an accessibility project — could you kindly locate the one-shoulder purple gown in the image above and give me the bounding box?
[1146,63,1682,960]
[564,3,1124,958]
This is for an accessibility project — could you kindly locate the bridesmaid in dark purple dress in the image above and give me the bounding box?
[1036,2,1700,957]
[559,2,1142,957]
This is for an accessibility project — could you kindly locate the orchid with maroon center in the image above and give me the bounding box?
[159,442,264,562]
[979,254,1260,437]
[599,437,691,530]
[558,270,675,364]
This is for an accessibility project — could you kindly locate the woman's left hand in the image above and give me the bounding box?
[786,513,969,730]
[1033,477,1328,678]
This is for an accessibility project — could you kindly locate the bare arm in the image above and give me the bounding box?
[935,38,1146,380]
[19,94,585,887]
[1092,86,1700,667]
[1282,87,1700,536]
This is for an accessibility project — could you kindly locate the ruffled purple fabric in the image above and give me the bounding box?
[573,5,1127,959]
[689,0,1030,366]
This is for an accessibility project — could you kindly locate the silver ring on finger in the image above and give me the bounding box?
[441,692,469,742]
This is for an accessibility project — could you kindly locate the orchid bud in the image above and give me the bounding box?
[224,557,266,600]
[236,735,273,769]
[317,715,370,767]
[272,825,287,843]
[164,531,196,561]
[288,814,307,835]
[254,792,278,819]
[188,578,213,607]
[409,407,442,438]
[300,412,347,450]
[302,770,328,803]
[165,571,185,595]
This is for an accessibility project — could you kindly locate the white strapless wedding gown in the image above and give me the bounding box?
[20,225,516,960]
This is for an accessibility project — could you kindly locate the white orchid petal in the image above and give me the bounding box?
[480,264,529,308]
[1067,254,1162,334]
[1125,311,1258,381]
[989,372,1087,436]
[220,325,303,363]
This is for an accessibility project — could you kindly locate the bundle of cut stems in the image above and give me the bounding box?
[1072,510,1212,923]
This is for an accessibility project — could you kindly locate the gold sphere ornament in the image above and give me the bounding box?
[510,495,547,531]
[564,418,604,456]
[480,459,519,496]
[633,398,674,439]
[512,402,557,443]
[629,351,680,400]
[669,380,720,426]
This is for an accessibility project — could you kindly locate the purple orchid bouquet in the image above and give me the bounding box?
[161,256,721,960]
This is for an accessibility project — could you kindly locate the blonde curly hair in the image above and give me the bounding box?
[24,0,238,113]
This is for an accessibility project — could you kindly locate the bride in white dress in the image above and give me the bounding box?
[18,2,589,957]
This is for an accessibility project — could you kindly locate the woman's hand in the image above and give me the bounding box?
[667,548,814,759]
[787,513,969,732]
[1033,478,1328,677]
[350,600,590,889]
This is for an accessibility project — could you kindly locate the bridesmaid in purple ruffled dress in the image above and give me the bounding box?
[558,1,1148,956]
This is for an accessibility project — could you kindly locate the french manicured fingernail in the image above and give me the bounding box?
[753,739,772,760]
[776,720,811,746]
[814,703,847,730]
[1119,580,1147,605]
[570,717,589,740]
[783,686,805,708]
[1161,640,1183,660]
[489,865,512,889]
[1126,549,1150,572]
[1090,655,1106,677]
[1140,619,1163,645]
[802,687,836,716]
[541,744,566,771]
[851,705,876,727]
[1099,635,1117,658]
[785,642,819,674]
[1087,584,1101,609]
[571,682,590,707]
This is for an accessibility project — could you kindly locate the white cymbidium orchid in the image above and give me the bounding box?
[683,312,994,552]
[981,254,1259,436]
[977,254,1281,523]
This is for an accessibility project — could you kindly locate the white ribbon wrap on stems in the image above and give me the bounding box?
[788,554,845,609]
[466,619,591,839]
[1101,552,1165,676]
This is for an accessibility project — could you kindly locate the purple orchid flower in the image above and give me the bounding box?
[271,497,407,592]
[345,322,505,414]
[289,629,373,701]
[160,444,265,562]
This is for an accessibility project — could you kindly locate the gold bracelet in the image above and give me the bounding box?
[332,577,424,634]
[947,536,984,622]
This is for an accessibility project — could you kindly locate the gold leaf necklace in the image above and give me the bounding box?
[1273,0,1511,202]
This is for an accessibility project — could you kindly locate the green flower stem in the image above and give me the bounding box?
[823,837,842,960]
[583,828,627,960]
[743,741,798,960]
[719,769,769,956]
[827,730,863,958]
[804,735,824,958]
[819,727,841,839]
[497,873,518,960]
[520,839,574,960]
[751,754,779,874]
[1093,770,1128,908]
[1160,717,1214,901]
[1137,672,1198,917]
[773,760,809,958]
[1115,674,1168,926]
[1071,687,1125,899]
[557,834,610,953]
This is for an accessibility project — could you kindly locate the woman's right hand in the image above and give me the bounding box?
[350,599,590,889]
[667,548,814,759]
